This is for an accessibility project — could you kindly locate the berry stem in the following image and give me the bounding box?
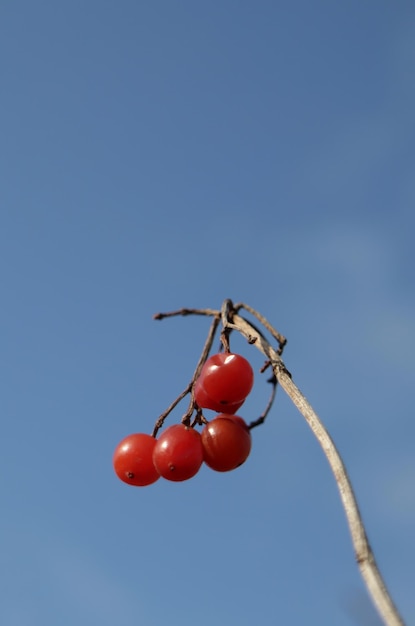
[248,374,277,430]
[152,385,192,437]
[182,314,221,424]
[152,313,221,436]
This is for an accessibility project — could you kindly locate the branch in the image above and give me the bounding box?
[154,302,404,625]
[229,312,404,626]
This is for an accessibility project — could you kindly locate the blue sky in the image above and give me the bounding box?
[1,2,414,624]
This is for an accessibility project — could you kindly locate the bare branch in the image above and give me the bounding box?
[230,312,404,626]
[233,301,287,353]
[154,307,218,320]
[153,301,405,626]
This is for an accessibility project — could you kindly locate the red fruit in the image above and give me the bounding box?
[224,414,251,432]
[153,424,203,482]
[113,433,160,487]
[194,378,244,414]
[201,415,252,472]
[197,353,254,405]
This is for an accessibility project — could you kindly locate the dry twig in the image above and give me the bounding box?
[154,300,404,626]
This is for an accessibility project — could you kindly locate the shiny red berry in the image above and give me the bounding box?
[197,353,254,406]
[113,433,160,486]
[201,415,252,472]
[194,378,245,414]
[153,424,204,482]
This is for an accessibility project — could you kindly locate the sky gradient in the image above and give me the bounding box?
[1,2,414,625]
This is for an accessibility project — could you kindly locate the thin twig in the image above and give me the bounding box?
[248,375,277,430]
[233,301,287,354]
[154,307,218,320]
[182,314,221,423]
[152,385,192,438]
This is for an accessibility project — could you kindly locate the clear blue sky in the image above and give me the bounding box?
[1,2,414,625]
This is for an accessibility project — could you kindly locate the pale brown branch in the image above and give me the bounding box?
[229,312,404,626]
[275,368,404,626]
[154,307,218,320]
[154,302,405,626]
[233,301,287,352]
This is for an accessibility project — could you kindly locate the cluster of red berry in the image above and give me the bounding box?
[113,353,254,486]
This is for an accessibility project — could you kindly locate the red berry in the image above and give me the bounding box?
[113,433,160,486]
[201,415,252,472]
[153,424,204,482]
[197,353,254,405]
[194,378,244,414]
[224,414,251,432]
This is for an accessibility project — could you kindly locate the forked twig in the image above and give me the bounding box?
[154,301,404,626]
[151,313,220,436]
